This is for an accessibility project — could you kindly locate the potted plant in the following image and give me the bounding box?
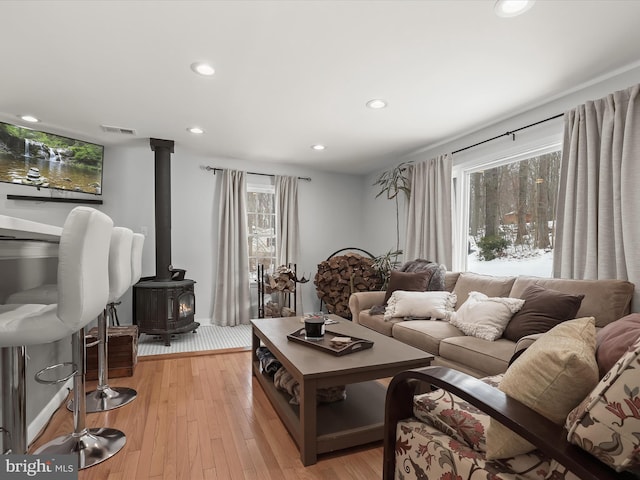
[372,161,412,286]
[371,249,403,290]
[373,161,411,252]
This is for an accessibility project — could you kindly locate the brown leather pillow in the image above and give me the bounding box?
[503,284,584,342]
[382,270,433,305]
[596,313,640,377]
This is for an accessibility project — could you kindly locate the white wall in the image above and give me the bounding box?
[359,172,409,264]
[401,65,640,169]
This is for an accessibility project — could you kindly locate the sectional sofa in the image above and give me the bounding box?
[349,272,635,378]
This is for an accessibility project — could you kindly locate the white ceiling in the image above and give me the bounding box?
[2,0,640,175]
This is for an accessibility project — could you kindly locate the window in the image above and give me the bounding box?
[460,147,561,277]
[247,183,276,282]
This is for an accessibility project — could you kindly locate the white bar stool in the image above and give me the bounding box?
[0,207,126,468]
[83,227,138,412]
[131,233,145,287]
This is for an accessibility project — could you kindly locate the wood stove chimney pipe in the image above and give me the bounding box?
[150,138,174,282]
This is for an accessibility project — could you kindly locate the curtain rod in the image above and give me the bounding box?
[451,113,564,155]
[203,166,311,182]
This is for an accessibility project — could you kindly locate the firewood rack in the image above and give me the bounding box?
[257,263,297,318]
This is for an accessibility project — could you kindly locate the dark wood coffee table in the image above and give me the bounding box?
[251,315,433,466]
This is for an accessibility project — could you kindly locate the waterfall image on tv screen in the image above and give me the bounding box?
[0,120,104,195]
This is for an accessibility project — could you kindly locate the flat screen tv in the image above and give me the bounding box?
[0,120,104,195]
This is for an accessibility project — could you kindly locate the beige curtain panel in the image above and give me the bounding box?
[212,169,251,326]
[553,83,640,307]
[404,153,453,268]
[275,175,300,267]
[275,175,302,313]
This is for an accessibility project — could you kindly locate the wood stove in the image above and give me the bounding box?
[133,278,197,346]
[133,138,200,345]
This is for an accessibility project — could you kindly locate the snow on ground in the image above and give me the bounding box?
[467,249,554,277]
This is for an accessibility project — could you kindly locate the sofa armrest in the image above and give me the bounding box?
[348,291,385,324]
[383,366,633,480]
[514,332,544,353]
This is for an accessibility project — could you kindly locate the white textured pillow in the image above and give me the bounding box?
[384,291,457,321]
[448,291,524,341]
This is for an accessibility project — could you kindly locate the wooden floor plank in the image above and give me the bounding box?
[29,349,385,479]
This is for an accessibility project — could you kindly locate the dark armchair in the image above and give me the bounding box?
[384,365,638,480]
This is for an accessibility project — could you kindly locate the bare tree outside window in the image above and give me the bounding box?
[247,185,276,281]
[467,150,561,276]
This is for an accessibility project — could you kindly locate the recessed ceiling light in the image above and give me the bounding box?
[311,144,326,151]
[187,127,205,134]
[190,62,215,76]
[366,99,387,109]
[494,0,535,17]
[19,115,39,123]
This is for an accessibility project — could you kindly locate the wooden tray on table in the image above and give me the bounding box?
[287,328,374,356]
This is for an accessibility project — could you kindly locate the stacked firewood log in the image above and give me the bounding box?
[263,265,297,317]
[264,265,296,293]
[264,301,295,318]
[314,253,383,319]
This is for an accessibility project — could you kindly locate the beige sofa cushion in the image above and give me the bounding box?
[452,272,516,309]
[444,272,460,293]
[509,276,634,327]
[438,336,515,376]
[392,320,464,356]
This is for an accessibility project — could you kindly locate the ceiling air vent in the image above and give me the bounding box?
[100,124,137,135]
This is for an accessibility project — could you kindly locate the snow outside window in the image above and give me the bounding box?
[455,145,562,277]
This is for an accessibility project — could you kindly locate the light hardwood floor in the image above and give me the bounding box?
[29,348,384,479]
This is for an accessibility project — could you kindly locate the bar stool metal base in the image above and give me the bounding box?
[34,427,126,470]
[83,386,137,413]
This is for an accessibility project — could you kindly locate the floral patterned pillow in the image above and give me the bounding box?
[565,336,640,473]
[412,374,502,452]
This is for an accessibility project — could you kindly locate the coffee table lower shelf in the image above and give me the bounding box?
[253,364,386,457]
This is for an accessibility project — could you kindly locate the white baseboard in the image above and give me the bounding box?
[194,316,211,326]
[28,377,73,446]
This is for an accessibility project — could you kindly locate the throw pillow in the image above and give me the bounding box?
[382,270,434,305]
[383,291,457,321]
[413,374,504,452]
[596,313,640,378]
[485,317,599,460]
[503,284,585,342]
[566,336,640,472]
[400,260,447,292]
[447,291,524,341]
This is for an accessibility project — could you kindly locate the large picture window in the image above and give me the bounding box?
[463,148,561,277]
[247,183,276,282]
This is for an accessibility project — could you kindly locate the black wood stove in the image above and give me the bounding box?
[133,138,199,345]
